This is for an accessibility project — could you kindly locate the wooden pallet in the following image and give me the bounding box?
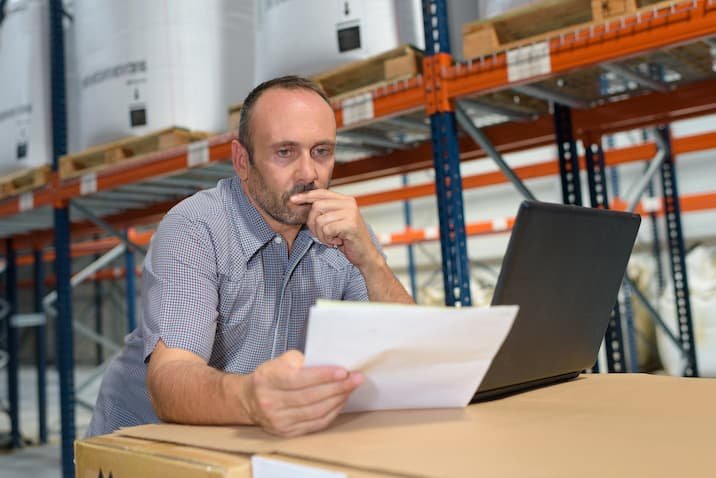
[312,44,423,100]
[462,0,668,60]
[59,127,209,179]
[0,165,52,200]
[228,45,423,132]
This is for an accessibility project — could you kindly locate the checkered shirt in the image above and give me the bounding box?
[86,177,371,437]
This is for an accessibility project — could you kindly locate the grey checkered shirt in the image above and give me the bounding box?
[86,177,372,437]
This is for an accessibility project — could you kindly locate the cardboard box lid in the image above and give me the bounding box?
[118,374,716,477]
[77,434,396,477]
[76,434,254,477]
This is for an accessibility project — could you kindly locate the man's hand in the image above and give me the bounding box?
[147,342,362,437]
[290,189,381,270]
[291,188,414,304]
[245,350,363,437]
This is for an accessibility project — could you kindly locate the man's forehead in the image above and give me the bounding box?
[254,87,331,113]
[252,88,336,141]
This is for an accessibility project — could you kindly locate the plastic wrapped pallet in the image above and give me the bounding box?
[73,0,255,150]
[256,0,425,81]
[657,246,716,377]
[0,0,52,175]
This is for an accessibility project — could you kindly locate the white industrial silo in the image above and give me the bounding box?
[73,0,255,150]
[0,0,52,175]
[255,0,425,81]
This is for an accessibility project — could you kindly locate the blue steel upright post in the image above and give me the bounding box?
[657,126,698,377]
[125,229,137,332]
[421,0,471,306]
[584,137,628,373]
[33,249,47,444]
[402,176,418,301]
[553,103,594,369]
[94,249,103,365]
[49,1,76,476]
[553,103,583,207]
[5,239,21,448]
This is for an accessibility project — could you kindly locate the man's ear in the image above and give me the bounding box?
[231,140,250,181]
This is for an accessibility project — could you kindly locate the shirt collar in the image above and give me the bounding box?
[228,177,317,263]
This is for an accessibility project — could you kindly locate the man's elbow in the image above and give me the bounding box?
[146,363,175,422]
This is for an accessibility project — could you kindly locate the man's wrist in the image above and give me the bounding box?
[356,248,388,278]
[225,372,256,425]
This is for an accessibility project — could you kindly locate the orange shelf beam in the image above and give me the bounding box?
[380,191,716,247]
[355,130,716,207]
[55,133,234,200]
[12,189,716,260]
[333,78,716,185]
[15,229,153,266]
[446,1,716,99]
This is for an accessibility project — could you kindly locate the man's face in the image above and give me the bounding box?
[239,88,336,226]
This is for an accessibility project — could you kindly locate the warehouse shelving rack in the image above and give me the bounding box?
[0,1,715,475]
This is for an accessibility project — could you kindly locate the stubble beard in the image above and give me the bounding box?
[246,165,318,226]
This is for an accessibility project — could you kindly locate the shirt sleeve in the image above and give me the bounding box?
[141,212,219,362]
[342,224,386,302]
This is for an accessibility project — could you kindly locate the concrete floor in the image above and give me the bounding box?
[1,365,102,477]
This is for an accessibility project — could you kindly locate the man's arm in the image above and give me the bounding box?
[290,189,414,304]
[146,340,363,437]
[353,248,415,303]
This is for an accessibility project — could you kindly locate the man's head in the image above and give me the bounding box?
[232,76,337,227]
[238,76,332,164]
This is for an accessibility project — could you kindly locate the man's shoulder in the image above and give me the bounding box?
[165,178,233,225]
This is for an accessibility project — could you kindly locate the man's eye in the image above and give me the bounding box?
[313,147,332,157]
[277,148,292,157]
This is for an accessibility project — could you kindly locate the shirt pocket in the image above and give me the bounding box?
[309,257,348,302]
[216,271,254,332]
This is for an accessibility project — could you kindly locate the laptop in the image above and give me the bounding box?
[471,200,641,402]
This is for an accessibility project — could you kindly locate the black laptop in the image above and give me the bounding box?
[472,200,641,401]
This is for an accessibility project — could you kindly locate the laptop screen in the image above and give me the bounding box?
[475,201,641,399]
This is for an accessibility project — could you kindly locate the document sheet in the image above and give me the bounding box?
[303,301,518,412]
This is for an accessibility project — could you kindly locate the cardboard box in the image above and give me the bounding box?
[76,434,398,477]
[76,374,716,477]
[75,434,252,477]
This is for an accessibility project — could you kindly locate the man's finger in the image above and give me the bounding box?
[279,394,349,434]
[281,396,350,437]
[290,189,341,204]
[280,372,362,407]
[272,364,349,390]
[314,210,349,231]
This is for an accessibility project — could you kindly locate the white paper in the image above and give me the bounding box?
[303,301,518,413]
[252,456,347,478]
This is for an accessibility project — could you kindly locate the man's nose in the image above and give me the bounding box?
[296,150,318,183]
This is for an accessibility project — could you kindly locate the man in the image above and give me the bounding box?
[87,76,413,438]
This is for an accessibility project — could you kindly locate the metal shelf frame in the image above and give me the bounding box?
[0,2,715,475]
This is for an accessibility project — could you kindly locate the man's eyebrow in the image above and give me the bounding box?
[269,141,300,148]
[312,141,337,147]
[268,140,337,148]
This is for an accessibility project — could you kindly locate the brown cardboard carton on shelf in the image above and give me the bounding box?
[76,374,716,478]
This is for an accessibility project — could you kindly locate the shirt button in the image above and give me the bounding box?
[274,236,283,244]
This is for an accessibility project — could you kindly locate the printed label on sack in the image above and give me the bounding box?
[187,140,210,167]
[342,92,374,126]
[507,41,551,82]
[251,456,347,478]
[19,192,33,212]
[80,172,98,196]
